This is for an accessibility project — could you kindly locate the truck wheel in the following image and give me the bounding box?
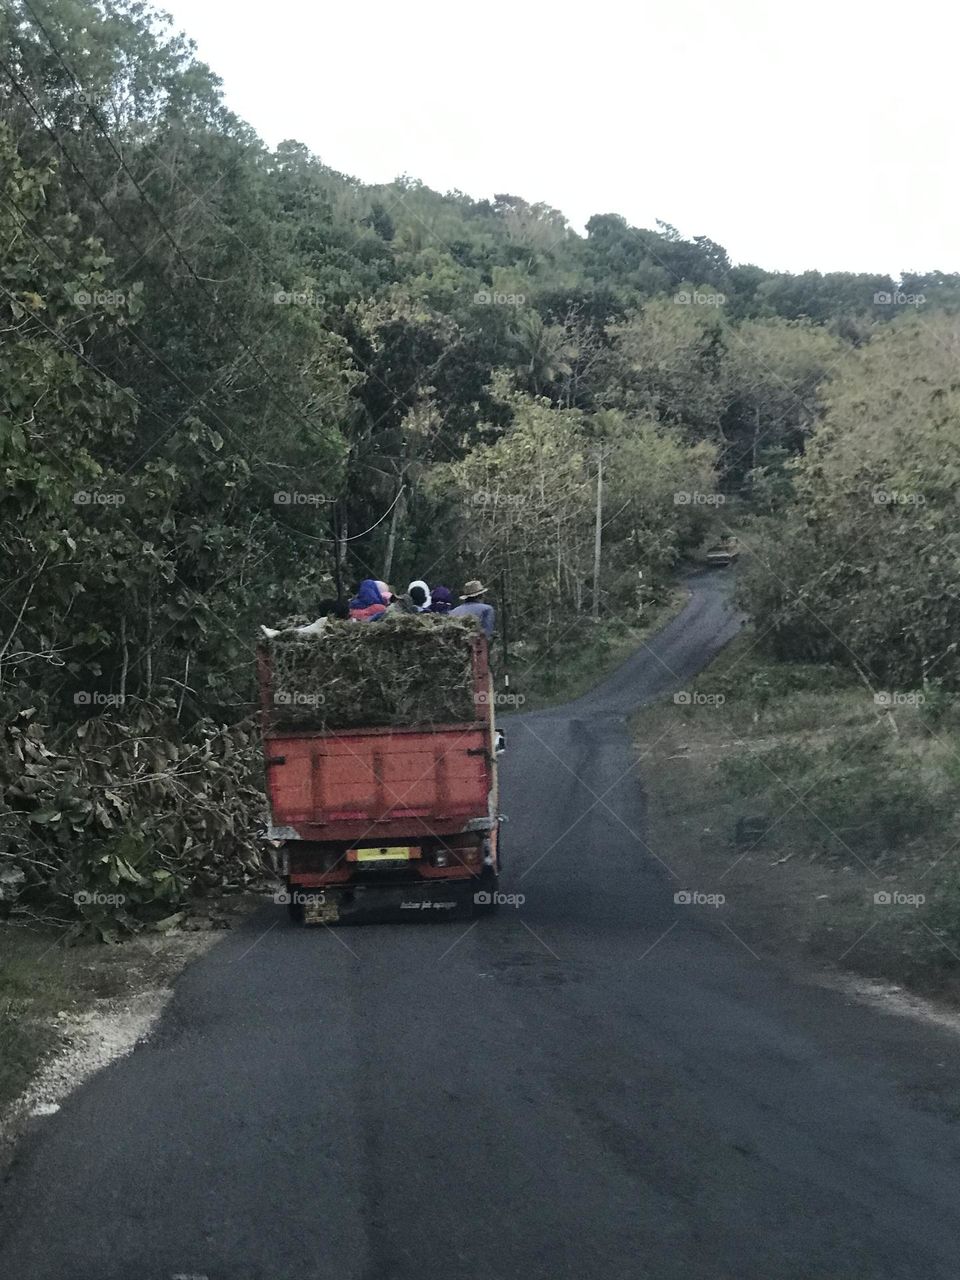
[287,891,305,924]
[473,867,500,915]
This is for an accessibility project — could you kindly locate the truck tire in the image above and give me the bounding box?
[473,866,500,915]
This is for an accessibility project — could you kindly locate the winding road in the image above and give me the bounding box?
[4,570,960,1279]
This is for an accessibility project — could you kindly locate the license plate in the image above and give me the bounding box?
[351,845,414,863]
[304,899,340,925]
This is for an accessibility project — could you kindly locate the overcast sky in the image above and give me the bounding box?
[160,0,955,278]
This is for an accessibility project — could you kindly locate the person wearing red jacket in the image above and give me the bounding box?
[349,579,390,621]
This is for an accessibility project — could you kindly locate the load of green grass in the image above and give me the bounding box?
[263,614,480,730]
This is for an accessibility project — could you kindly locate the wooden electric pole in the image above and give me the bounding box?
[591,447,603,619]
[499,568,510,694]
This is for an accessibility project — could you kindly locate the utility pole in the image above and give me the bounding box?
[591,447,603,620]
[332,507,344,600]
[499,568,510,695]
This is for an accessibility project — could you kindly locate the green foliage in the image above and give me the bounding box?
[718,732,943,854]
[3,0,959,929]
[740,314,960,688]
[0,706,264,935]
[609,299,727,443]
[719,319,843,486]
[428,389,718,644]
[751,271,896,323]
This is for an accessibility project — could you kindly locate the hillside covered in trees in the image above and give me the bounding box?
[2,0,959,928]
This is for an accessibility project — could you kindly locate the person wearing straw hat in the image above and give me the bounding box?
[450,578,495,639]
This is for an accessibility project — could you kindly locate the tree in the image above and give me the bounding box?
[740,313,960,688]
[720,318,843,486]
[508,311,575,398]
[608,299,727,445]
[428,388,719,637]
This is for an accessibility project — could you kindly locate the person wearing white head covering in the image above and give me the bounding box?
[407,580,432,612]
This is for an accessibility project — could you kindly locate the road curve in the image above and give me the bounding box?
[4,569,960,1280]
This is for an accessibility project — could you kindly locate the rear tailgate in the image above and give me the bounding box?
[265,722,491,842]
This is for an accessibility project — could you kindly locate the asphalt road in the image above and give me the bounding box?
[5,569,960,1279]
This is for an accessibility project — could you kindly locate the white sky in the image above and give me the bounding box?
[160,0,957,277]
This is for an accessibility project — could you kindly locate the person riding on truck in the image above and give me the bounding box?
[260,597,349,639]
[429,585,454,614]
[450,578,496,639]
[407,579,433,611]
[349,579,390,621]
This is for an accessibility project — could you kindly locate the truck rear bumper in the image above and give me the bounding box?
[295,876,479,925]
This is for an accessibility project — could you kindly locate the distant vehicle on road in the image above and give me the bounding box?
[705,540,740,567]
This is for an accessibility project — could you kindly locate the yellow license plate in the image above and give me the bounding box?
[353,846,413,862]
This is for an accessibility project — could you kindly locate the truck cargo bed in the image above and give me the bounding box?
[265,721,492,843]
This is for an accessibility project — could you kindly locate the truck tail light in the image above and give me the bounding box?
[426,842,482,869]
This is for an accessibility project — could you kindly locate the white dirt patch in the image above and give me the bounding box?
[2,932,217,1143]
[819,972,960,1037]
[19,987,173,1118]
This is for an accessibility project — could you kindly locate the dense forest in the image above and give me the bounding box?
[2,0,959,928]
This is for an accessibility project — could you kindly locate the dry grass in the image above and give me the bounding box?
[264,614,479,730]
[633,630,960,1001]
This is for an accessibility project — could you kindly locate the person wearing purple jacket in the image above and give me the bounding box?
[449,579,495,639]
[428,585,454,615]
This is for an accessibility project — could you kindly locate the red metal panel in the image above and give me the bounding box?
[318,740,379,818]
[265,725,490,838]
[266,753,313,822]
[379,743,437,816]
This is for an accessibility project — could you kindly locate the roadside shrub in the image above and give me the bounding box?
[719,731,948,858]
[918,680,957,726]
[0,706,266,937]
[923,877,960,953]
[739,317,960,690]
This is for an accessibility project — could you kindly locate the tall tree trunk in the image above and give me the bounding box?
[119,614,129,707]
[382,482,406,583]
[145,596,153,695]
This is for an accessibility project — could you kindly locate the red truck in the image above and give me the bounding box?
[257,632,502,924]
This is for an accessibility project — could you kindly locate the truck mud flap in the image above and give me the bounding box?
[301,880,476,926]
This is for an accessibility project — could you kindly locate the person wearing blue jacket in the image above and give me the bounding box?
[349,579,389,621]
[450,579,495,639]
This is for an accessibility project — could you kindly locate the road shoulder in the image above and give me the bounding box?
[632,627,960,1009]
[0,900,255,1169]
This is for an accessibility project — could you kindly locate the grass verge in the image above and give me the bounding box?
[633,628,960,1002]
[0,928,78,1109]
